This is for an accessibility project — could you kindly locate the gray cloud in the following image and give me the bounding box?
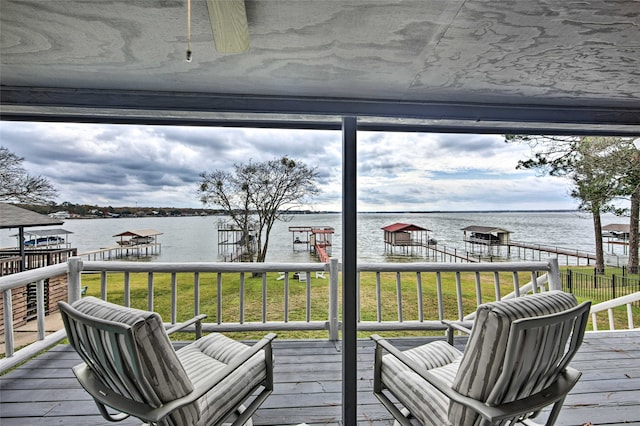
[0,121,579,211]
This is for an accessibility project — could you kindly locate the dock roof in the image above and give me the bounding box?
[382,223,430,232]
[112,229,163,238]
[602,224,630,233]
[11,229,73,237]
[461,225,511,234]
[0,203,64,229]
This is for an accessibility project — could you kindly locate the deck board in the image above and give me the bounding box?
[1,331,639,425]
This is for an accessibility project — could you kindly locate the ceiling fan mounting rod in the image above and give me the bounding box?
[186,0,192,62]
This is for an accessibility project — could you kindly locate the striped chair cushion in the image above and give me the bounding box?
[177,332,268,426]
[449,290,578,426]
[381,340,463,426]
[71,297,199,426]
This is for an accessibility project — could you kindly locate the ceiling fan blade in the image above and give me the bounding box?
[206,0,250,54]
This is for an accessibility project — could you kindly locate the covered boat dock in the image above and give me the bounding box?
[382,223,435,256]
[603,223,631,255]
[103,229,163,258]
[462,225,511,257]
[16,229,73,249]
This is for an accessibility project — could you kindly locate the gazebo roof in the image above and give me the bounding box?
[0,203,64,230]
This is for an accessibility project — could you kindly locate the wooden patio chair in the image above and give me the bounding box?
[59,296,276,426]
[372,291,591,426]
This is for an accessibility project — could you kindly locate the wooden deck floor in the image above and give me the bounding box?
[1,331,639,425]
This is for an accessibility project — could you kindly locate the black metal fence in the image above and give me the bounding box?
[561,269,640,306]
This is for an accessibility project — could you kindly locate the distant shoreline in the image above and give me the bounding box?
[356,209,579,214]
[11,202,581,219]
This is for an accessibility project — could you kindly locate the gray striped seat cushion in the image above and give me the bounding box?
[71,297,199,426]
[449,290,578,426]
[177,332,268,426]
[381,340,462,426]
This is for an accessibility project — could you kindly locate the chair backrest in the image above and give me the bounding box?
[449,291,590,425]
[59,297,200,425]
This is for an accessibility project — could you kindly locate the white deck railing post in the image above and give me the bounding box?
[36,279,45,340]
[329,258,339,341]
[3,288,15,357]
[67,257,83,303]
[548,258,561,291]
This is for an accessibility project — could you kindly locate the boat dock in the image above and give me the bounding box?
[79,229,163,260]
[289,226,334,263]
[217,222,257,262]
[459,225,599,265]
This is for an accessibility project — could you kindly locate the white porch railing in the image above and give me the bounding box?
[590,291,640,331]
[1,257,569,373]
[80,258,338,337]
[0,263,72,372]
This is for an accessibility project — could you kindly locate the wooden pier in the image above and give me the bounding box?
[79,243,162,261]
[425,244,480,263]
[507,241,596,265]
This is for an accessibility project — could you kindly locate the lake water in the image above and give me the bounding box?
[0,211,626,264]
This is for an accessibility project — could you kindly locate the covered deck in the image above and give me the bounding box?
[1,258,640,424]
[2,2,639,424]
[1,331,638,425]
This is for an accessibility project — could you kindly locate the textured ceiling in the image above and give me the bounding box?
[1,0,639,133]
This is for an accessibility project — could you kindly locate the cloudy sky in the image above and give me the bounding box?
[0,121,581,212]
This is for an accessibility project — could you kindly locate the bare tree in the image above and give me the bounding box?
[0,146,56,204]
[199,156,319,262]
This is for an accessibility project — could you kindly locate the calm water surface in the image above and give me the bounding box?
[0,211,623,264]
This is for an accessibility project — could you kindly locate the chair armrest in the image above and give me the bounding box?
[372,334,448,387]
[165,314,207,338]
[75,333,276,424]
[441,320,473,345]
[371,334,581,424]
[441,320,473,335]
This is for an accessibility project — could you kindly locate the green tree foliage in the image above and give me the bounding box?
[505,135,638,274]
[606,138,640,273]
[0,146,56,204]
[198,157,319,262]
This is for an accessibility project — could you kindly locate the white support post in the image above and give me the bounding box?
[67,257,83,303]
[3,289,14,357]
[36,279,45,340]
[548,258,561,291]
